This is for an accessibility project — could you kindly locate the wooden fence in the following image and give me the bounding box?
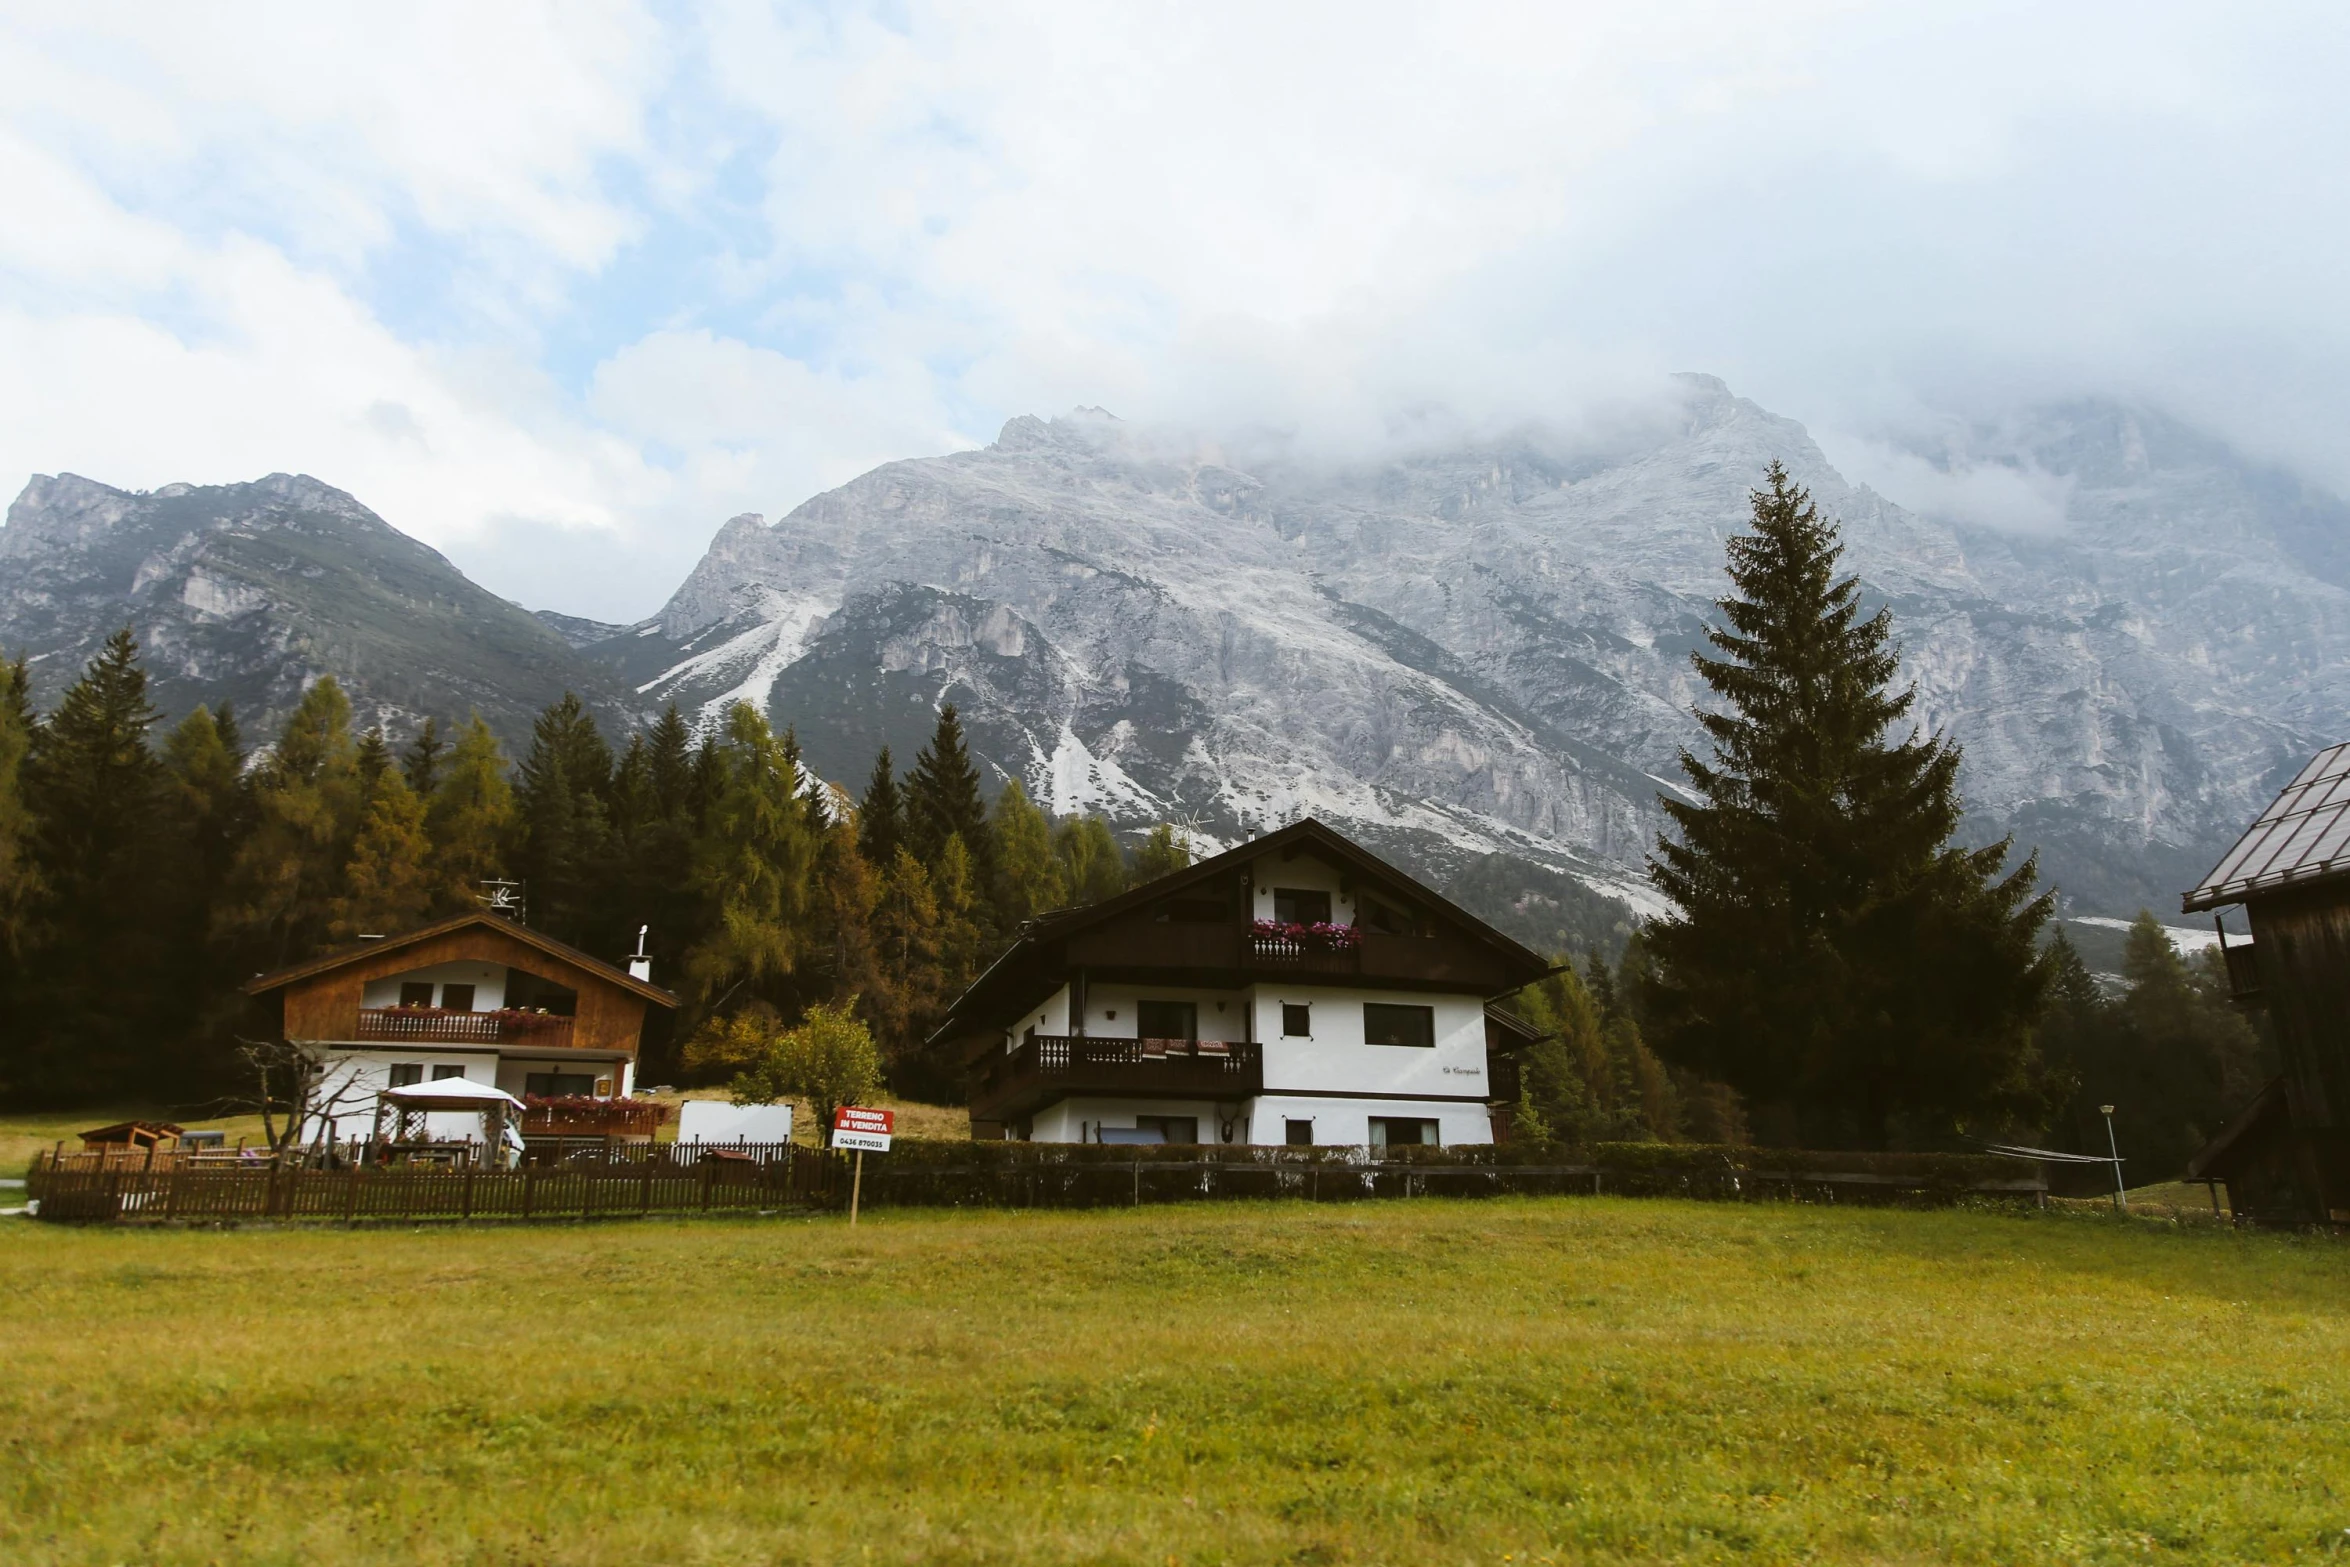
[29,1142,834,1224]
[26,1142,2045,1225]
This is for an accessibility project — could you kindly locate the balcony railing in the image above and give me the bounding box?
[355,1008,577,1047]
[974,1035,1263,1122]
[519,1097,670,1140]
[1244,932,1362,976]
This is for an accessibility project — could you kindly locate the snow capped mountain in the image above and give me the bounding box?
[0,472,633,748]
[589,376,2350,919]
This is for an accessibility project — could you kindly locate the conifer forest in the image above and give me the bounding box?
[0,472,2276,1175]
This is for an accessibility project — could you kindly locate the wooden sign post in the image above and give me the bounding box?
[831,1105,894,1225]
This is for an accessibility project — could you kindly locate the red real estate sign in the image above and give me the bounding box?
[832,1105,894,1152]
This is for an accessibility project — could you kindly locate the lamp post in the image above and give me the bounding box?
[2100,1104,2126,1213]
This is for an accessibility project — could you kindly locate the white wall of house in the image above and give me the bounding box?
[493,1056,633,1098]
[1249,1095,1493,1148]
[1247,852,1358,925]
[359,961,507,1011]
[1069,981,1250,1041]
[1028,1094,1491,1147]
[1246,984,1490,1100]
[311,1048,499,1143]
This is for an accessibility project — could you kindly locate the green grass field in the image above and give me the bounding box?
[2,1198,2342,1566]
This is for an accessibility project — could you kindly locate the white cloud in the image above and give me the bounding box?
[1,0,2346,620]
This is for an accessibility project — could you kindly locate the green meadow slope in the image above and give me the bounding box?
[2,1199,2342,1565]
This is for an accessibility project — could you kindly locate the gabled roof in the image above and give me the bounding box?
[2184,742,2350,911]
[933,817,1552,1044]
[242,910,679,1007]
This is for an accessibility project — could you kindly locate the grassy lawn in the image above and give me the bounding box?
[2,1199,2344,1565]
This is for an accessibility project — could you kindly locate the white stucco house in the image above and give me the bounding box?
[939,818,1551,1147]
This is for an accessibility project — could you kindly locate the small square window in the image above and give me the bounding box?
[388,1063,424,1088]
[1281,1003,1311,1037]
[431,1064,465,1080]
[439,983,477,1012]
[1284,1119,1314,1146]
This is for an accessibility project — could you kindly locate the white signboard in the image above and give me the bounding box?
[832,1105,894,1152]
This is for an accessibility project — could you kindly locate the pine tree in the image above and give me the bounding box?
[15,631,175,1098]
[513,693,615,945]
[647,705,696,817]
[858,746,903,867]
[425,715,514,912]
[402,717,446,798]
[904,705,993,881]
[683,702,819,1016]
[1642,464,2055,1146]
[0,659,39,964]
[332,769,436,939]
[355,725,392,792]
[989,779,1066,923]
[217,678,364,967]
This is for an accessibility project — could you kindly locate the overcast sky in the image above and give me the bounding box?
[3,2,2344,620]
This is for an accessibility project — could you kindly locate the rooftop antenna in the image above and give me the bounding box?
[628,924,652,983]
[478,878,525,923]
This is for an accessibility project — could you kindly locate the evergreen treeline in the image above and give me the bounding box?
[2037,918,2274,1181]
[0,632,1176,1108]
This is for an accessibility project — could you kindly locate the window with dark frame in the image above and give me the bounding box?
[397,982,434,1007]
[1363,1002,1436,1048]
[1369,1116,1440,1148]
[1272,887,1331,924]
[524,1071,597,1097]
[1281,1003,1312,1037]
[1284,1119,1314,1146]
[431,1064,465,1080]
[1137,999,1197,1041]
[439,982,477,1012]
[388,1063,424,1087]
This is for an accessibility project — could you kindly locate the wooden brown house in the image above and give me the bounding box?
[2183,741,2350,1222]
[243,911,677,1144]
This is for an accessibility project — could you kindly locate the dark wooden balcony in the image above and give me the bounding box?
[974,1035,1263,1123]
[2220,940,2262,1003]
[355,1008,577,1047]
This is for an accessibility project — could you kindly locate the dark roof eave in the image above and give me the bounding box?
[243,911,679,1007]
[925,818,1555,1046]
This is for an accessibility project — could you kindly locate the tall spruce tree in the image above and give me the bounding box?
[402,717,446,798]
[331,768,435,939]
[858,745,903,867]
[1642,464,2055,1147]
[0,659,37,966]
[512,693,615,946]
[904,705,992,881]
[15,631,177,1099]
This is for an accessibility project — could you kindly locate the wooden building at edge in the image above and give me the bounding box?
[2184,741,2350,1223]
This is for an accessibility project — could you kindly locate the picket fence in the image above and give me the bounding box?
[26,1140,2046,1225]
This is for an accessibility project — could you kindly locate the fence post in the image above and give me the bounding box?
[641,1152,654,1216]
[462,1166,475,1222]
[701,1154,714,1212]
